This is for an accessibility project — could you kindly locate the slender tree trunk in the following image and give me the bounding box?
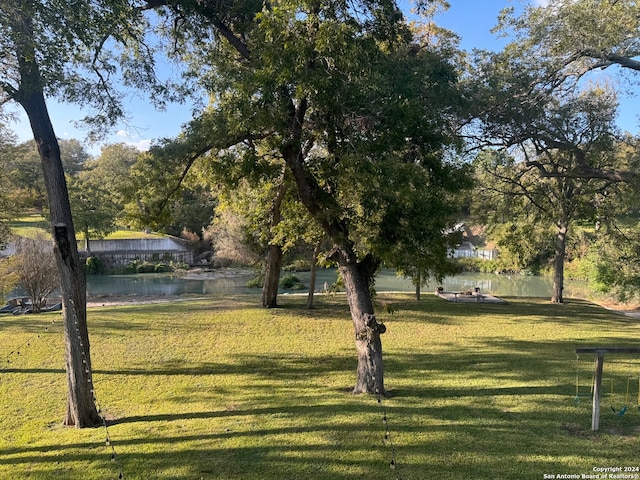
[84,228,91,254]
[262,244,284,308]
[415,271,421,301]
[551,222,568,304]
[306,240,322,309]
[16,52,101,427]
[261,169,288,308]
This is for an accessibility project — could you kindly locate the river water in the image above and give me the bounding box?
[80,268,581,299]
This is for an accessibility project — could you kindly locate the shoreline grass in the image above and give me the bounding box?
[1,294,640,479]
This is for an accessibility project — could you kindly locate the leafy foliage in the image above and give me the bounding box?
[575,224,640,302]
[0,126,21,247]
[145,0,471,278]
[497,0,640,83]
[8,236,60,312]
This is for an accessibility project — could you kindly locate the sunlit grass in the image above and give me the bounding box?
[103,230,164,240]
[8,214,50,238]
[7,214,163,240]
[1,294,639,479]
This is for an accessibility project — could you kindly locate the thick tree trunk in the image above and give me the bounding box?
[17,78,101,425]
[262,244,284,308]
[339,258,386,395]
[551,222,568,304]
[282,97,385,394]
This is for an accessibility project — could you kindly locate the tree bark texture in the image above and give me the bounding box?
[16,55,101,427]
[306,240,322,310]
[261,171,288,308]
[339,258,386,395]
[551,222,568,303]
[262,244,284,308]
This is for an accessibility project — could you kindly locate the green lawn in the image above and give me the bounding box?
[1,294,639,479]
[8,214,51,239]
[8,214,163,240]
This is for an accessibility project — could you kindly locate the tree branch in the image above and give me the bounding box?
[141,0,251,60]
[581,49,640,72]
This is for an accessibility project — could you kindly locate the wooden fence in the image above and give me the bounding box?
[450,248,498,260]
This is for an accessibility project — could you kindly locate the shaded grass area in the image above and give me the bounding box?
[1,294,640,479]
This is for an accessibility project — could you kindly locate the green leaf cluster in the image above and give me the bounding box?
[145,0,472,281]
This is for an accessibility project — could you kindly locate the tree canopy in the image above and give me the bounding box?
[497,0,640,80]
[482,0,640,184]
[129,0,472,393]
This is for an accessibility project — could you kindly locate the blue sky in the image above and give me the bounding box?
[7,0,639,155]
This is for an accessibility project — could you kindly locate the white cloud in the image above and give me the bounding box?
[113,129,151,151]
[531,0,550,6]
[126,138,152,151]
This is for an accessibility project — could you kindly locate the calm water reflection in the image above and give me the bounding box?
[81,268,581,299]
[4,266,586,300]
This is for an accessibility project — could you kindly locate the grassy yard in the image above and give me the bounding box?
[8,215,51,239]
[1,294,640,480]
[8,214,164,240]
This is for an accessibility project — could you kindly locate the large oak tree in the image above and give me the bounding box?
[138,0,470,394]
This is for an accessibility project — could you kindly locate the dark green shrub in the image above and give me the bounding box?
[85,256,104,275]
[283,259,311,272]
[124,261,139,274]
[136,262,156,274]
[246,275,264,288]
[279,274,305,290]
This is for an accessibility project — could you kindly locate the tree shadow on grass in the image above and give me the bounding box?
[0,399,400,480]
[89,352,356,379]
[0,312,62,332]
[3,346,638,479]
[380,294,638,327]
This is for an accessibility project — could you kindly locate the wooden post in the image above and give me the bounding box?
[592,351,604,431]
[575,347,640,432]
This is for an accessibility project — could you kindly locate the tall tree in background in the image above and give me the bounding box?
[67,171,120,253]
[473,86,623,302]
[5,141,48,211]
[492,0,640,184]
[59,139,91,177]
[0,126,20,247]
[139,0,470,394]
